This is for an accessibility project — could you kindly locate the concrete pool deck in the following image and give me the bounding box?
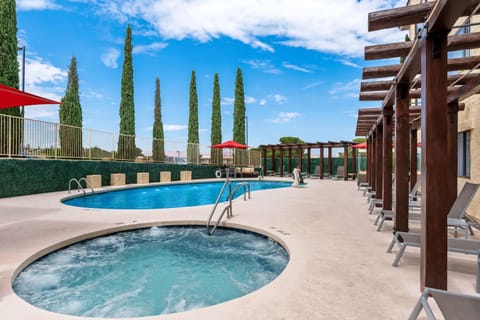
[0,178,479,319]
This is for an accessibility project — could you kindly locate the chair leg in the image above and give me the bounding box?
[393,244,406,267]
[387,234,396,253]
[377,216,385,232]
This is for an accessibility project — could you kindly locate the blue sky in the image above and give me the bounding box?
[16,0,404,151]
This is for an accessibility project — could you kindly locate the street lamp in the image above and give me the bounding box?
[245,115,248,147]
[17,46,26,117]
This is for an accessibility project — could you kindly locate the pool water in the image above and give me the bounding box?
[13,226,289,318]
[63,180,291,209]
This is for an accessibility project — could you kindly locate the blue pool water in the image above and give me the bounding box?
[13,226,289,318]
[63,180,291,209]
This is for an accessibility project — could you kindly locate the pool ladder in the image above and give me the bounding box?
[68,177,95,195]
[206,169,251,236]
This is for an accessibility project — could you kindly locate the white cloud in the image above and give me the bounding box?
[222,97,234,106]
[242,59,281,74]
[337,59,362,69]
[164,124,187,131]
[133,42,168,55]
[17,0,59,10]
[259,99,267,106]
[95,0,404,57]
[222,96,256,105]
[282,62,311,73]
[17,56,66,120]
[267,112,301,123]
[245,96,256,104]
[329,78,361,99]
[101,48,120,69]
[302,81,324,90]
[268,94,287,104]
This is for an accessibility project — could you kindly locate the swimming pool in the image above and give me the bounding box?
[13,226,289,318]
[63,180,291,209]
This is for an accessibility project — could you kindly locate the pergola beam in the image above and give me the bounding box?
[362,55,480,79]
[365,32,480,60]
[368,2,435,31]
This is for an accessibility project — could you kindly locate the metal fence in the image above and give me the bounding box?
[0,113,261,167]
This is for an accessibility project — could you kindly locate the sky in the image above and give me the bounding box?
[15,0,405,153]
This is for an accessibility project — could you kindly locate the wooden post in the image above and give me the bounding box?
[288,148,292,175]
[343,145,348,180]
[371,133,376,191]
[279,148,284,177]
[383,106,393,211]
[262,148,267,176]
[447,101,459,211]
[375,125,383,201]
[271,148,276,173]
[307,148,311,175]
[367,134,373,187]
[298,148,303,171]
[395,84,410,232]
[410,129,418,191]
[328,147,333,178]
[420,31,448,291]
[320,146,324,179]
[352,147,357,179]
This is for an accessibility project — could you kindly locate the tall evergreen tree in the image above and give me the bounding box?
[233,67,246,144]
[152,77,165,161]
[117,24,136,160]
[233,67,246,165]
[210,73,222,165]
[0,0,21,155]
[59,56,83,158]
[187,70,199,163]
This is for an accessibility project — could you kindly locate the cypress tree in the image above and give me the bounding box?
[59,56,83,158]
[0,0,21,155]
[152,77,165,161]
[117,24,136,160]
[233,67,246,144]
[210,73,222,165]
[187,70,199,163]
[233,67,246,165]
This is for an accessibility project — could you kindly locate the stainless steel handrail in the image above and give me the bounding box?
[78,177,95,194]
[206,169,252,235]
[68,178,86,195]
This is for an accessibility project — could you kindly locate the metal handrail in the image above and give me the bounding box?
[78,177,95,194]
[206,171,252,235]
[206,205,230,236]
[231,182,251,201]
[68,178,85,195]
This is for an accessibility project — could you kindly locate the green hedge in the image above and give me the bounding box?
[0,159,219,198]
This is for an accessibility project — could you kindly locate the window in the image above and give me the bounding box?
[458,131,471,177]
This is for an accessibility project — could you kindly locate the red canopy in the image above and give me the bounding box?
[352,141,367,149]
[210,140,250,149]
[0,84,61,109]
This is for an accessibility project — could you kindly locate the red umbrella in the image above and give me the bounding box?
[0,84,61,109]
[210,140,250,149]
[352,141,367,149]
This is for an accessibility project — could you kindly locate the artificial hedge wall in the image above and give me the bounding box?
[0,159,219,198]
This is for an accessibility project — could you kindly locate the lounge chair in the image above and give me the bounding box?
[409,287,480,320]
[333,166,344,180]
[446,182,480,238]
[387,232,480,292]
[376,182,479,235]
[311,165,321,179]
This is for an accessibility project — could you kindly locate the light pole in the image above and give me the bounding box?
[245,115,248,147]
[17,46,26,117]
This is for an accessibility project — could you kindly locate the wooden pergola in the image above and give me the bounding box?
[357,0,480,291]
[259,141,356,180]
